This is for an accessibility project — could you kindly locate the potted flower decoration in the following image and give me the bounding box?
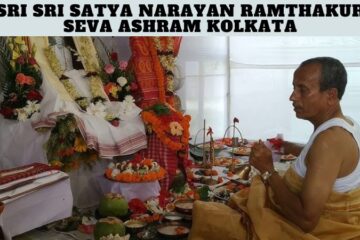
[99,51,138,102]
[0,37,43,120]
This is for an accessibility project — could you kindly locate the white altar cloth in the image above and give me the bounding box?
[0,172,73,240]
[97,176,161,202]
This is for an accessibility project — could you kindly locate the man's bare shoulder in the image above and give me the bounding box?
[315,126,354,147]
[307,126,355,166]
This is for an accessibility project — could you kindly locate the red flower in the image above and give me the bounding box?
[15,73,34,85]
[17,56,25,65]
[111,119,120,127]
[58,148,75,157]
[268,138,284,151]
[28,57,37,65]
[0,107,14,118]
[104,82,117,96]
[110,52,118,62]
[78,224,94,234]
[27,90,43,101]
[128,198,147,214]
[207,127,213,136]
[130,153,143,165]
[130,82,138,91]
[233,117,239,124]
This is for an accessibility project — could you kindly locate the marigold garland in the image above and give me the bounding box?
[142,38,190,152]
[141,106,191,151]
[147,38,166,103]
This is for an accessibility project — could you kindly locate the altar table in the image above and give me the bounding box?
[0,172,73,240]
[97,176,161,202]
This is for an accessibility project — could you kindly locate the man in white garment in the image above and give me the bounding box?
[249,57,360,232]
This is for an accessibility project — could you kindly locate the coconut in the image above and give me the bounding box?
[99,193,128,217]
[94,217,125,240]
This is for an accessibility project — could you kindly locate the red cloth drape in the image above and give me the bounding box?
[129,37,182,109]
[129,37,186,191]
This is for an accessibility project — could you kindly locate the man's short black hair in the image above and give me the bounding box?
[299,57,347,100]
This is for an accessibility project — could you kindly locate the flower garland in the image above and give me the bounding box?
[44,45,90,110]
[153,37,176,94]
[43,45,63,78]
[142,38,190,152]
[148,38,166,103]
[141,104,191,151]
[44,40,118,123]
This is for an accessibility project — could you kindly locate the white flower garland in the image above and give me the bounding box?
[153,37,176,93]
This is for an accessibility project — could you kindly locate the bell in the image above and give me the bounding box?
[236,164,251,180]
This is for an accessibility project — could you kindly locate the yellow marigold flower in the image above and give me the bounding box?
[169,121,183,136]
[74,136,87,152]
[14,37,25,45]
[12,50,20,60]
[105,113,116,121]
[10,60,15,69]
[31,44,37,55]
[20,44,28,53]
[51,160,63,167]
[110,85,118,98]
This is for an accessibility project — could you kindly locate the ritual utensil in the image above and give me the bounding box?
[202,119,206,166]
[189,119,209,165]
[206,127,215,170]
[223,117,243,173]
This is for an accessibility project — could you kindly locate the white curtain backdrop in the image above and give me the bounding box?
[177,37,229,142]
[178,36,360,143]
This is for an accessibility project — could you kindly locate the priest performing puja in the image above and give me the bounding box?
[1,36,360,240]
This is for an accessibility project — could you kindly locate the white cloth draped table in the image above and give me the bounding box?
[0,172,73,240]
[97,176,161,202]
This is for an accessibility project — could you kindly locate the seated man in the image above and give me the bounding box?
[189,57,360,240]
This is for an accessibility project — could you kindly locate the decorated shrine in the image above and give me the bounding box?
[0,36,329,240]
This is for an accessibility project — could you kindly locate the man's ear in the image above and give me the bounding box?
[327,88,338,101]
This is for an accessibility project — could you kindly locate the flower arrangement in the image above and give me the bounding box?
[0,37,43,120]
[45,113,98,171]
[141,103,191,151]
[105,157,166,183]
[99,52,138,102]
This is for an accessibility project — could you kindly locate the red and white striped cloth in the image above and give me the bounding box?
[141,134,182,191]
[32,111,147,158]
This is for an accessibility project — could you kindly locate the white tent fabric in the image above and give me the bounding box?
[177,36,360,143]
